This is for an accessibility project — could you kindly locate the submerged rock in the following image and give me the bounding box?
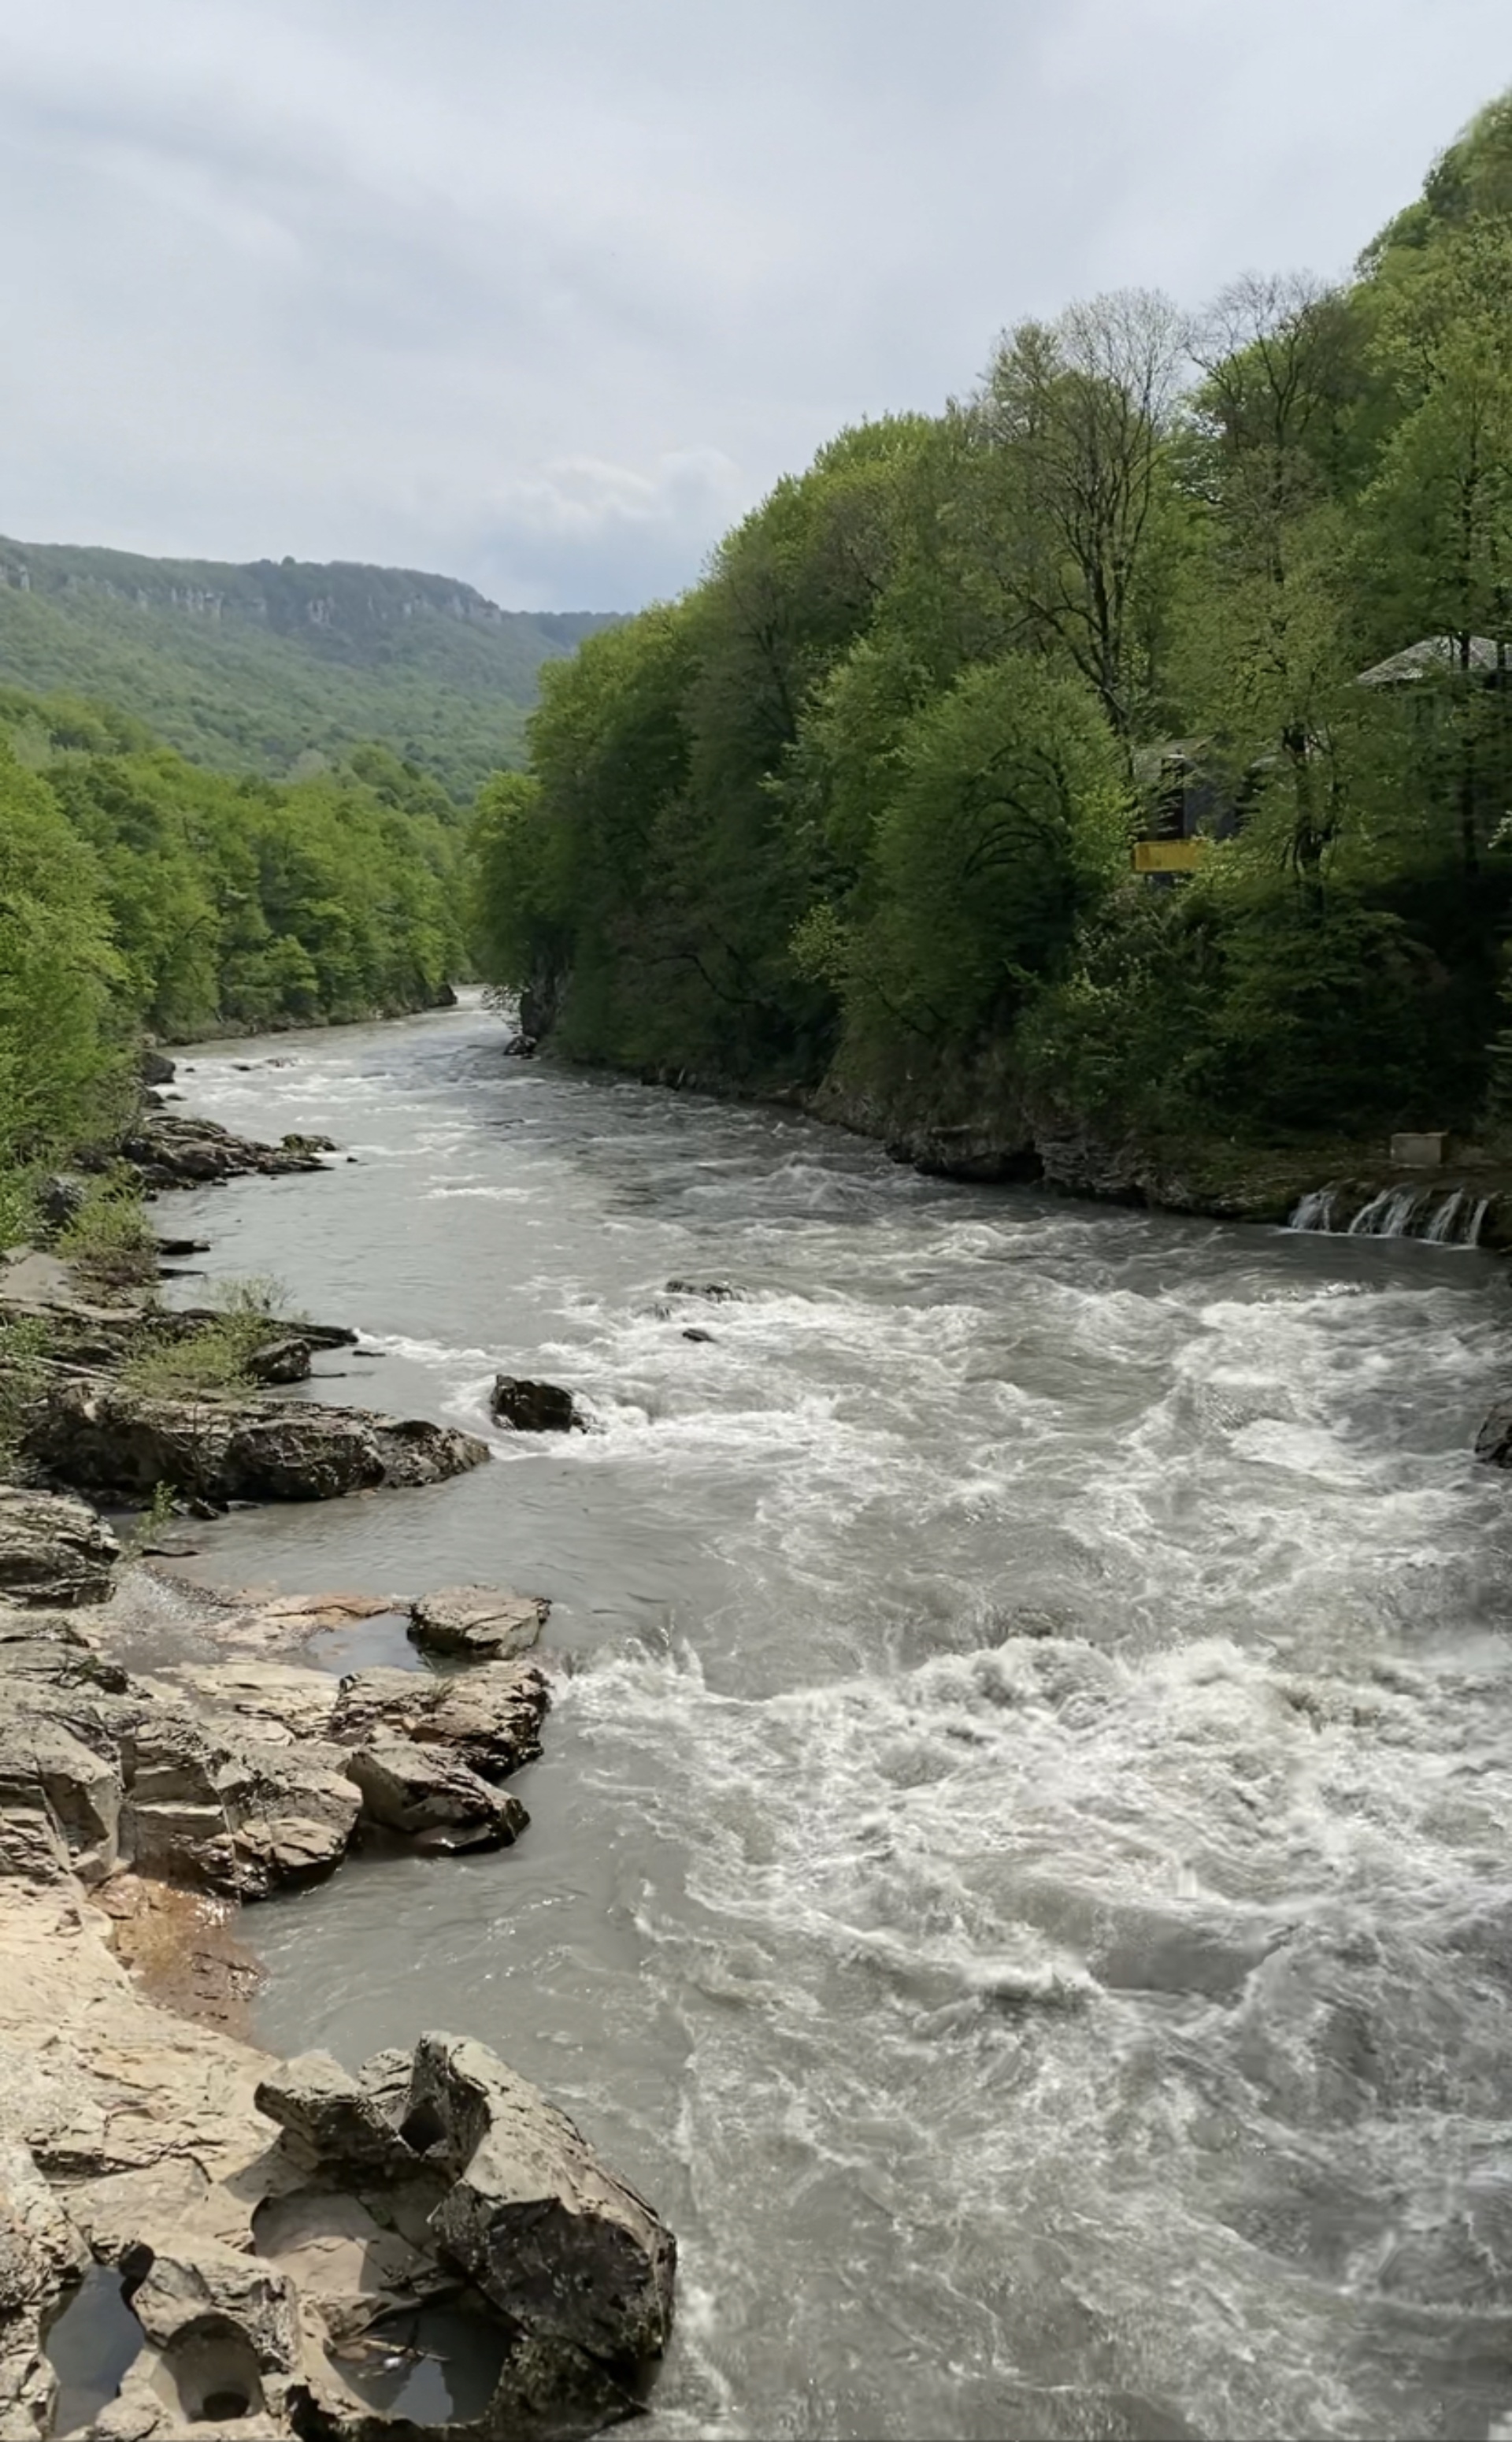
[409,1585,547,1661]
[0,1486,120,1608]
[1475,1401,1512,1467]
[490,1377,584,1434]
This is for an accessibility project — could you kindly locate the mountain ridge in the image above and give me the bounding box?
[0,533,616,796]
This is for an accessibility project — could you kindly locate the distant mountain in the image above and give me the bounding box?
[0,537,617,797]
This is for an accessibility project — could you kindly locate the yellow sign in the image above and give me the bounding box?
[1132,838,1208,874]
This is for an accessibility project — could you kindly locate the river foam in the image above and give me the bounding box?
[161,1003,1512,2440]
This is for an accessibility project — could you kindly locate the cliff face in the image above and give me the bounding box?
[0,537,617,794]
[0,538,612,668]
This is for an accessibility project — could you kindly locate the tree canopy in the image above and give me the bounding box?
[472,87,1512,1151]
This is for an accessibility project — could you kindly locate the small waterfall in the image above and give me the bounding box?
[1287,1189,1336,1233]
[1347,1187,1424,1238]
[1285,1182,1494,1245]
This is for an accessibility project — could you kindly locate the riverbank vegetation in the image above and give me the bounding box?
[471,92,1512,1168]
[0,684,466,1237]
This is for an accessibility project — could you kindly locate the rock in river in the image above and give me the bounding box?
[490,1375,584,1433]
[409,1583,547,1661]
[120,1111,337,1189]
[22,1379,489,1507]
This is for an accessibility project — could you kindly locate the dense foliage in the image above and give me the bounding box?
[0,685,467,1226]
[472,93,1512,1152]
[0,544,614,798]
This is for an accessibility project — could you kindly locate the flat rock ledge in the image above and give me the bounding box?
[19,1381,489,1508]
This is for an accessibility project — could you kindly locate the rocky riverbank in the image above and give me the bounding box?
[597,1043,1512,1249]
[0,1100,678,2440]
[0,1554,675,2439]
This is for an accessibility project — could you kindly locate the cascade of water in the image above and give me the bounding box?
[1468,1196,1491,1246]
[1346,1186,1425,1237]
[1287,1188,1336,1232]
[1422,1190,1465,1244]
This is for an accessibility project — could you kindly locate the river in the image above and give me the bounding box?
[158,996,1512,2442]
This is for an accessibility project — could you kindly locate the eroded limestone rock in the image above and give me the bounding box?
[409,1585,547,1661]
[0,1486,120,1608]
[406,2033,676,2371]
[342,1745,528,1851]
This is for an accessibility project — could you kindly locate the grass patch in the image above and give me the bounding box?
[55,1172,158,1291]
[0,1311,54,1477]
[117,1275,302,1401]
[0,1167,40,1250]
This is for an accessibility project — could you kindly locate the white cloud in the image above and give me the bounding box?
[1,0,1509,607]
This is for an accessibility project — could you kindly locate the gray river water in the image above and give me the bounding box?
[158,998,1512,2441]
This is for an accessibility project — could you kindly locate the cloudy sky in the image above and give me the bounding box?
[3,1,1510,610]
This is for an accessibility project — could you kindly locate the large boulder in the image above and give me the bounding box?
[22,1380,489,1507]
[409,1585,547,1661]
[403,2034,676,2374]
[0,1486,120,1607]
[342,1744,528,1852]
[332,1664,548,1786]
[490,1378,584,1434]
[0,1713,124,1886]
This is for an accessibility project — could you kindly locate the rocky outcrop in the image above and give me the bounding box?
[21,1379,489,1507]
[2,1869,677,2437]
[330,1663,548,1785]
[0,1632,548,1902]
[0,1486,120,1608]
[490,1377,584,1434]
[0,1911,673,2438]
[120,1112,338,1190]
[0,2136,89,2434]
[342,1744,528,1853]
[250,2032,676,2435]
[406,2033,676,2373]
[410,1586,547,1661]
[1475,1402,1512,1466]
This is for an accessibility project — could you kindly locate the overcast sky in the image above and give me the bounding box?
[2,1,1510,611]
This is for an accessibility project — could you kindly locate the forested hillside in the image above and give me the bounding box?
[472,93,1512,1171]
[0,682,465,1234]
[0,541,613,798]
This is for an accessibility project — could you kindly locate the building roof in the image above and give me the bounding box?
[1357,634,1506,686]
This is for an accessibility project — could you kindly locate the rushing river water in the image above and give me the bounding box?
[158,997,1512,2442]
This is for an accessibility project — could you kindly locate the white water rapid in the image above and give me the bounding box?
[157,1001,1512,2442]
